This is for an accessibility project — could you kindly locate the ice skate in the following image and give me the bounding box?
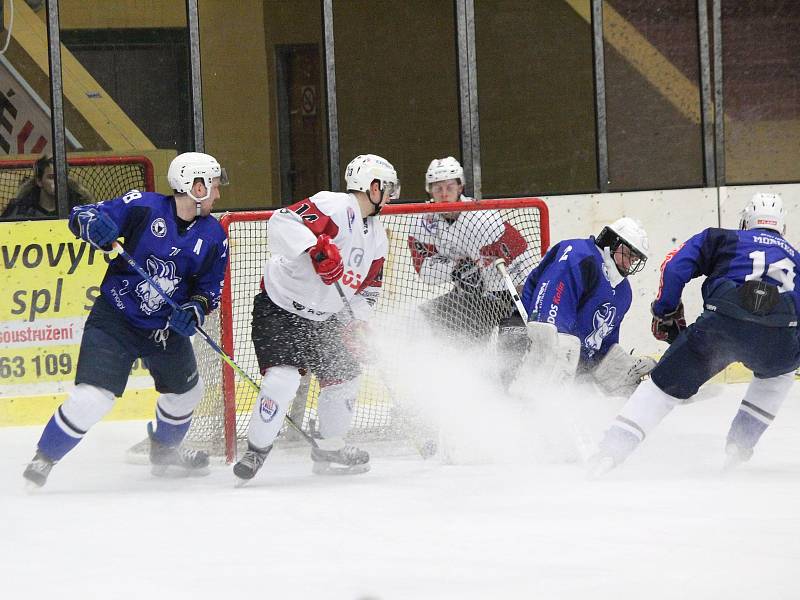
[233,444,273,484]
[23,451,56,488]
[723,442,754,472]
[311,445,370,475]
[147,422,209,477]
[585,452,616,480]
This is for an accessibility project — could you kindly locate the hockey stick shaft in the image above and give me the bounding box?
[493,258,529,322]
[111,242,318,448]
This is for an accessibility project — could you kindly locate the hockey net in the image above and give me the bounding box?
[187,198,550,462]
[0,155,155,214]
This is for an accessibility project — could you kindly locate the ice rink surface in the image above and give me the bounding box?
[2,381,800,600]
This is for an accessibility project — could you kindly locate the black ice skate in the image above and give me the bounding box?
[23,450,56,488]
[233,443,273,483]
[311,445,370,475]
[147,422,209,477]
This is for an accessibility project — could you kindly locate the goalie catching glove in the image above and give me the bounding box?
[309,234,344,285]
[168,299,205,337]
[592,344,656,398]
[651,301,686,344]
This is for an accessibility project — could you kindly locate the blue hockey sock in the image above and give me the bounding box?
[727,408,769,450]
[148,403,193,447]
[37,407,86,462]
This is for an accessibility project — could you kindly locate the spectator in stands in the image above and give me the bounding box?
[1,154,93,219]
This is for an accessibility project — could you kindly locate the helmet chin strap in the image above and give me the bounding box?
[367,186,383,216]
[187,182,212,217]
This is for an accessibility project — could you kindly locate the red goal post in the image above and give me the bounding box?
[0,155,155,214]
[188,197,550,462]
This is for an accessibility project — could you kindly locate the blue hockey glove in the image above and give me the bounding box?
[168,301,205,337]
[75,209,119,250]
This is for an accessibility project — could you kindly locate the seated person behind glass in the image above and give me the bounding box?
[1,154,93,219]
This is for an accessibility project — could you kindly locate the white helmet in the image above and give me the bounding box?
[739,192,785,234]
[596,217,649,276]
[425,156,464,193]
[345,154,400,200]
[167,152,228,202]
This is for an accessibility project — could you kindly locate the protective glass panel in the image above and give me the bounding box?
[476,0,598,197]
[0,0,56,219]
[334,0,460,202]
[57,0,185,205]
[722,2,800,184]
[604,0,704,191]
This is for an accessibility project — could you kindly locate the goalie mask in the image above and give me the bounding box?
[595,217,649,277]
[739,192,785,235]
[345,154,400,215]
[168,152,229,212]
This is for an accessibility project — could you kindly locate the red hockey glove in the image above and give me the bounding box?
[651,301,687,344]
[309,234,343,285]
[341,319,375,364]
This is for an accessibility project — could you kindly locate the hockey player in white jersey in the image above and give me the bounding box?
[233,154,399,481]
[408,157,538,346]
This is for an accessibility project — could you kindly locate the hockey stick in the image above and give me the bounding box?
[111,241,318,449]
[493,258,595,462]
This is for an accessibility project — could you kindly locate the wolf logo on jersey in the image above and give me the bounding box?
[135,255,181,314]
[585,302,617,355]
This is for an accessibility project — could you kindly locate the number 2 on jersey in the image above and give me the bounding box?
[746,250,795,292]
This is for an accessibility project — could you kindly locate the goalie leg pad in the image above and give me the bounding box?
[593,344,657,397]
[246,366,303,449]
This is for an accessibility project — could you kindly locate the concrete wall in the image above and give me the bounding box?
[542,182,800,356]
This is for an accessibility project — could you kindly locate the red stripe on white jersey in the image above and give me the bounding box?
[285,198,340,239]
[407,236,437,274]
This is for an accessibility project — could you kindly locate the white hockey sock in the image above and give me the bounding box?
[247,366,302,449]
[727,371,794,449]
[152,380,204,446]
[613,377,680,442]
[317,378,360,442]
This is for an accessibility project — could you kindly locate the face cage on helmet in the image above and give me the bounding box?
[615,240,647,276]
[380,179,400,200]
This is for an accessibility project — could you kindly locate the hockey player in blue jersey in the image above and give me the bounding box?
[510,217,655,396]
[23,152,229,487]
[591,192,800,475]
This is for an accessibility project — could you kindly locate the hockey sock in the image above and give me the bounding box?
[317,378,360,441]
[150,381,204,447]
[598,378,680,465]
[37,384,115,461]
[726,372,794,450]
[247,366,302,449]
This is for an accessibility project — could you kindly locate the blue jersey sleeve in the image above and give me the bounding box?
[653,228,715,315]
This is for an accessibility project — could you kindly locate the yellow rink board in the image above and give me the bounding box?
[0,361,765,427]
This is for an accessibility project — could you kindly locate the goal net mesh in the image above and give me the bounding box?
[187,198,549,461]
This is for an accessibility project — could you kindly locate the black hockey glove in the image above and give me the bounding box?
[651,301,686,344]
[451,258,483,294]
